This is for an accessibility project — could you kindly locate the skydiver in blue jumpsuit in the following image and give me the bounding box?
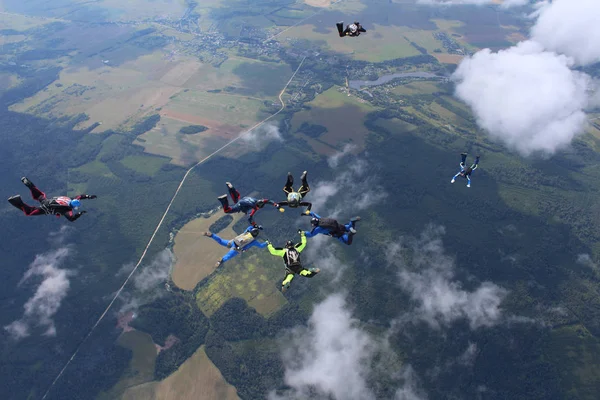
[451,153,480,188]
[217,181,281,227]
[303,211,360,245]
[204,225,268,268]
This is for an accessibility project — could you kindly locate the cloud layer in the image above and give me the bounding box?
[394,225,508,329]
[5,246,74,340]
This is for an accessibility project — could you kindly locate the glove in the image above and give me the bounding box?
[89,195,97,199]
[298,229,305,235]
[257,225,263,230]
[265,239,270,245]
[273,202,280,208]
[303,210,310,215]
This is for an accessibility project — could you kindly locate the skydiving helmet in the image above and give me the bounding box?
[311,218,319,226]
[250,227,260,237]
[287,192,302,207]
[70,199,81,209]
[348,23,358,33]
[285,240,295,248]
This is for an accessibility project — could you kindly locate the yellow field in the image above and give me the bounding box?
[172,212,246,291]
[195,251,287,317]
[290,86,377,154]
[121,345,239,400]
[277,23,421,62]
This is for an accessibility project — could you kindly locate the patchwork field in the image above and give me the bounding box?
[278,23,422,62]
[121,345,239,400]
[172,211,246,291]
[290,85,377,154]
[195,251,287,317]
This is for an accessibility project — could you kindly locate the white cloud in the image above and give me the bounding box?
[577,253,597,270]
[327,143,357,168]
[133,249,173,292]
[242,121,283,147]
[269,293,425,400]
[5,246,74,340]
[310,158,386,217]
[531,0,600,66]
[453,40,590,156]
[394,225,508,329]
[458,342,478,366]
[118,249,174,313]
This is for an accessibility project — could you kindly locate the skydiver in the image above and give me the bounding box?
[277,171,312,214]
[204,225,268,268]
[217,181,281,227]
[451,153,480,188]
[267,230,319,292]
[336,21,366,37]
[7,177,96,222]
[303,211,360,245]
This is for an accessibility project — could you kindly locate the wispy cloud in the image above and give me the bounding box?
[327,143,357,168]
[269,293,425,400]
[118,249,174,314]
[242,121,283,148]
[5,245,74,340]
[393,225,508,329]
[310,159,386,218]
[577,253,598,271]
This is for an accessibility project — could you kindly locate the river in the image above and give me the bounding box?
[349,72,441,90]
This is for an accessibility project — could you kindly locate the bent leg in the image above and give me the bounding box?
[298,171,310,197]
[461,153,467,165]
[282,273,294,290]
[209,234,232,248]
[283,173,294,195]
[29,186,46,201]
[338,234,353,245]
[225,182,241,203]
[8,195,45,216]
[336,22,345,37]
[299,268,319,278]
[221,249,238,264]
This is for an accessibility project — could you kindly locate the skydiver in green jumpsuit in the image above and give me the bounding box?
[267,230,320,292]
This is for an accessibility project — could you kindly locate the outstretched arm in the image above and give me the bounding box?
[296,231,307,253]
[300,201,312,212]
[254,241,269,249]
[74,194,97,200]
[268,243,286,257]
[306,211,320,219]
[278,201,289,207]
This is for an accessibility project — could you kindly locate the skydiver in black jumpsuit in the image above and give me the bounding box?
[8,177,96,222]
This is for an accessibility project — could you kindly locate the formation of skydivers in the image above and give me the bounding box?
[5,16,479,291]
[7,152,481,291]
